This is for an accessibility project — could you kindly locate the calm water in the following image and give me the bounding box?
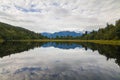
[0,42,120,80]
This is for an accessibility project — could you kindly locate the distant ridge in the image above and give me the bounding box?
[41,31,83,38]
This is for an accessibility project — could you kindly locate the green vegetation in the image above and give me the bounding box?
[11,40,120,45]
[53,35,81,40]
[80,19,120,40]
[0,22,46,41]
[84,40,120,45]
[42,19,120,45]
[0,39,3,42]
[0,19,120,46]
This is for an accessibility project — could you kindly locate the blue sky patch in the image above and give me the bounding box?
[15,5,42,13]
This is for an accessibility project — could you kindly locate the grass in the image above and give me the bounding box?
[83,40,120,45]
[0,39,4,43]
[10,39,120,45]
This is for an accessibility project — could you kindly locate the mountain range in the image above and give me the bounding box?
[41,31,83,38]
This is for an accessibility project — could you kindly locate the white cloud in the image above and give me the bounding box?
[0,0,120,32]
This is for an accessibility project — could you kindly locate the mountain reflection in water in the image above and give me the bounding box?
[0,42,120,80]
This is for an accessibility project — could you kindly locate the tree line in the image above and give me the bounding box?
[0,19,120,40]
[80,19,120,40]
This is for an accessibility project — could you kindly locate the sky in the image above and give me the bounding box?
[0,0,120,33]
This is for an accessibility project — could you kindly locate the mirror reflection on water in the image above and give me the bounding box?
[0,42,120,80]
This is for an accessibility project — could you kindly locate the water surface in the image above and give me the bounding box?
[0,42,120,80]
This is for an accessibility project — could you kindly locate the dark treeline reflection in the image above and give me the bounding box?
[80,43,120,66]
[0,42,120,66]
[0,42,45,58]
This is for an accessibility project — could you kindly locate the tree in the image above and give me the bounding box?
[80,19,120,40]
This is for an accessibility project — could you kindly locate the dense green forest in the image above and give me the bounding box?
[80,19,120,40]
[0,22,46,40]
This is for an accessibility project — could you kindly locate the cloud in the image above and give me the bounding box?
[0,0,120,32]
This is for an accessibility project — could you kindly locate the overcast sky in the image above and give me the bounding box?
[0,0,120,33]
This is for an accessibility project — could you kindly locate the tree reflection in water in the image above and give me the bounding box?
[0,42,120,66]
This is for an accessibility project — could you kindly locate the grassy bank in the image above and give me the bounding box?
[85,40,120,45]
[10,40,120,45]
[0,39,4,43]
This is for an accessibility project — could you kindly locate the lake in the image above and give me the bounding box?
[0,42,120,80]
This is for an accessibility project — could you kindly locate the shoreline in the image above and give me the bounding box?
[5,39,120,46]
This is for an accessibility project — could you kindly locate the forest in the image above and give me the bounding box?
[80,19,120,40]
[0,22,46,40]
